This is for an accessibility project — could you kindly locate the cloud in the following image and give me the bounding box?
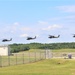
[9,22,31,33]
[0,22,31,36]
[0,22,20,34]
[13,22,20,25]
[56,5,75,13]
[9,22,20,33]
[64,15,75,19]
[36,35,39,37]
[20,27,30,31]
[42,24,62,31]
[61,15,75,23]
[38,21,48,25]
[49,17,60,21]
[20,34,28,38]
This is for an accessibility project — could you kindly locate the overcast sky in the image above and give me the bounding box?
[0,0,75,44]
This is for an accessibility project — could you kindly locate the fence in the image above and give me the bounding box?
[1,49,75,67]
[0,50,46,67]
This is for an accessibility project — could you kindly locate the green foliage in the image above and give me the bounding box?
[10,43,30,53]
[10,42,75,53]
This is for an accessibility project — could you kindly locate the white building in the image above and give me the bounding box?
[0,45,10,56]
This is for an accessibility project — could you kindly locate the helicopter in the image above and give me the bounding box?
[73,34,75,37]
[48,35,60,39]
[26,36,36,40]
[2,38,12,42]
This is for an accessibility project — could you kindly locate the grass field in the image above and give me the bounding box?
[0,49,75,75]
[0,58,75,75]
[52,49,75,52]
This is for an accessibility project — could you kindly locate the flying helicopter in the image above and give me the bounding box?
[2,38,12,42]
[48,35,60,39]
[26,36,36,40]
[73,34,75,37]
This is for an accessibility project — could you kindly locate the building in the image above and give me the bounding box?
[0,45,10,56]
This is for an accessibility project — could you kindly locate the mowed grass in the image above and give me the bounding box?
[0,59,75,75]
[52,49,75,52]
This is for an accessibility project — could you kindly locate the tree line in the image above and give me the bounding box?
[10,42,75,53]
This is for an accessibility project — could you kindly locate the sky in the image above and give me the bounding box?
[0,0,75,44]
